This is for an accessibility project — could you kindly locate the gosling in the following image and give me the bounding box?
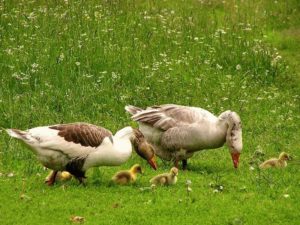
[45,171,72,183]
[112,164,143,185]
[150,167,178,186]
[259,152,290,169]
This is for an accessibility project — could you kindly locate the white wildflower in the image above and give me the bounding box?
[216,64,223,70]
[75,62,81,66]
[28,12,36,20]
[31,63,39,68]
[7,172,14,177]
[5,49,13,55]
[94,11,102,19]
[111,72,119,79]
[186,180,192,186]
[236,64,241,70]
[59,53,65,62]
[216,29,226,34]
[141,65,149,69]
[275,55,282,60]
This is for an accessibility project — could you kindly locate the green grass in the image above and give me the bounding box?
[0,0,299,224]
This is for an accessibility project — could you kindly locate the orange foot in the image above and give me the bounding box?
[44,171,58,186]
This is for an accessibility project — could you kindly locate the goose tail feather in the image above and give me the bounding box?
[6,129,29,141]
[125,105,143,115]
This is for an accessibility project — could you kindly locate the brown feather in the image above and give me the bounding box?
[50,123,112,147]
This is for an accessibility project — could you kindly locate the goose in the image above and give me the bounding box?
[125,104,242,169]
[111,164,143,185]
[150,167,178,186]
[5,123,157,185]
[259,152,290,169]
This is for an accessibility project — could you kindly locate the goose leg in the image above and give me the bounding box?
[182,159,188,170]
[45,170,58,186]
[76,176,86,186]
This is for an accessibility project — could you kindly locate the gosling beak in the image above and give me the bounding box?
[147,156,157,170]
[231,152,240,168]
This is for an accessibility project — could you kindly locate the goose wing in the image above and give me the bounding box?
[129,104,217,131]
[49,123,112,148]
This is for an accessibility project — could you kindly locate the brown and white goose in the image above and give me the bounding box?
[6,123,157,185]
[125,104,242,169]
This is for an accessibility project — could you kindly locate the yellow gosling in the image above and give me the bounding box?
[259,152,290,169]
[112,164,143,185]
[45,171,72,183]
[150,167,178,186]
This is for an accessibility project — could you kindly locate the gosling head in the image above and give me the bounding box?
[279,152,290,161]
[170,167,178,176]
[130,164,143,174]
[131,129,157,170]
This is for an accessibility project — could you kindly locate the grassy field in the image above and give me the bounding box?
[0,0,299,224]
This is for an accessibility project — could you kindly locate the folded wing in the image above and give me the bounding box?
[128,104,216,131]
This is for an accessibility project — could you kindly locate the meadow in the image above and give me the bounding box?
[0,0,299,224]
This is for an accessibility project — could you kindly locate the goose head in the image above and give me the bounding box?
[219,111,243,168]
[113,127,157,169]
[131,129,157,170]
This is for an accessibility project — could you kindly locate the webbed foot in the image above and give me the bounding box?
[45,170,58,186]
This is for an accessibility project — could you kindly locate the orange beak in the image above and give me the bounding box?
[147,156,157,170]
[231,152,240,168]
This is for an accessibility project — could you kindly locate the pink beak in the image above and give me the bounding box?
[231,152,240,168]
